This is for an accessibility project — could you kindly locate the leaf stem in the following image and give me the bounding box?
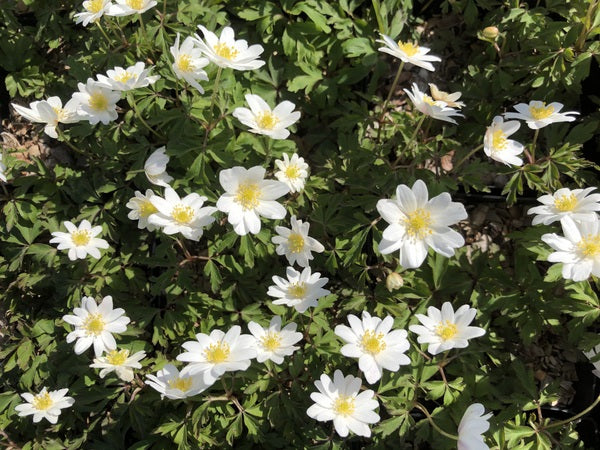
[95,22,112,46]
[413,402,459,441]
[371,0,385,34]
[530,128,539,163]
[540,392,600,431]
[209,66,223,117]
[453,143,484,171]
[127,92,162,138]
[376,61,404,142]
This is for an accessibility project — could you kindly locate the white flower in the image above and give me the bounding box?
[194,25,265,71]
[146,364,209,399]
[267,266,330,313]
[376,34,441,72]
[70,78,120,125]
[90,348,146,382]
[15,387,74,424]
[483,116,525,166]
[49,219,110,261]
[428,83,465,108]
[11,96,80,138]
[74,0,112,27]
[96,62,160,91]
[541,216,600,282]
[0,154,7,183]
[458,403,493,450]
[232,94,301,139]
[216,166,289,235]
[274,153,309,193]
[409,302,486,355]
[62,295,130,357]
[584,345,600,379]
[404,83,464,124]
[126,189,158,231]
[247,316,303,364]
[528,187,600,225]
[306,370,379,438]
[334,311,410,384]
[504,100,579,129]
[144,147,173,187]
[376,179,467,269]
[170,33,210,93]
[176,325,257,385]
[148,187,217,241]
[271,215,324,267]
[107,0,157,16]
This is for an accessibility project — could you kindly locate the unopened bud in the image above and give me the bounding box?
[386,272,404,292]
[563,47,575,62]
[482,26,499,40]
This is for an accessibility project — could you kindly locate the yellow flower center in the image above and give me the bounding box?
[256,112,279,130]
[204,342,231,363]
[106,349,130,366]
[332,395,355,416]
[167,376,193,392]
[171,204,194,224]
[284,165,300,179]
[52,106,65,122]
[435,320,458,341]
[578,235,600,258]
[288,233,305,253]
[83,313,105,336]
[529,103,555,120]
[115,71,134,83]
[491,129,508,150]
[89,92,108,111]
[360,330,386,355]
[397,41,419,57]
[139,200,157,218]
[126,0,144,9]
[288,282,307,298]
[235,182,261,210]
[423,95,436,106]
[85,0,104,13]
[554,193,577,212]
[404,208,432,240]
[214,42,239,60]
[177,54,193,73]
[71,229,91,246]
[32,392,53,411]
[260,332,282,352]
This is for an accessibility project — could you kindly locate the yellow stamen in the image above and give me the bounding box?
[397,41,419,57]
[83,313,105,336]
[106,349,130,366]
[167,377,193,392]
[578,235,600,258]
[114,71,134,83]
[71,229,91,246]
[171,204,194,224]
[32,392,53,411]
[285,165,300,179]
[126,0,144,9]
[423,95,436,106]
[139,200,157,218]
[235,182,261,210]
[89,92,108,111]
[52,106,65,122]
[404,208,432,239]
[529,102,555,120]
[261,332,282,352]
[85,0,104,13]
[554,193,577,212]
[332,395,355,416]
[435,321,458,341]
[256,112,279,130]
[491,129,508,150]
[214,42,239,60]
[204,342,231,363]
[288,282,307,298]
[288,233,305,253]
[177,54,193,73]
[360,330,386,355]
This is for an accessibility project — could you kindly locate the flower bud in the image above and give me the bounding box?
[386,272,404,292]
[482,26,499,40]
[563,47,575,62]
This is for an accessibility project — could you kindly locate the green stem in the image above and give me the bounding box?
[95,22,112,46]
[453,143,484,171]
[377,61,404,142]
[540,392,600,431]
[209,66,223,117]
[263,135,273,165]
[371,0,385,34]
[56,128,87,157]
[407,114,426,150]
[127,93,162,138]
[530,128,539,163]
[138,14,148,44]
[413,402,459,441]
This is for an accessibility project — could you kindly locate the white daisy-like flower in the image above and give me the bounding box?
[216,166,289,236]
[148,187,217,241]
[0,154,6,183]
[170,33,210,93]
[271,215,324,267]
[527,187,600,225]
[334,311,411,384]
[504,100,579,129]
[483,116,525,166]
[404,83,464,124]
[267,266,330,313]
[126,189,158,231]
[15,387,75,424]
[70,78,120,125]
[144,147,173,188]
[146,364,209,399]
[62,295,130,357]
[74,0,112,27]
[96,62,160,91]
[306,370,380,438]
[458,403,493,450]
[247,316,303,364]
[428,83,465,108]
[176,326,257,385]
[409,302,486,355]
[274,153,309,193]
[376,179,468,269]
[541,216,600,282]
[90,348,146,382]
[49,219,110,261]
[194,25,265,71]
[376,34,441,72]
[11,96,80,138]
[232,94,301,140]
[584,345,600,379]
[106,0,157,16]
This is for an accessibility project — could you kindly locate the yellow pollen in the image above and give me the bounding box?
[423,95,436,106]
[529,103,555,120]
[106,349,130,366]
[235,183,261,210]
[115,71,134,83]
[83,313,105,336]
[85,0,104,13]
[288,282,307,298]
[491,129,508,150]
[554,193,577,212]
[177,54,193,73]
[52,106,65,121]
[285,165,300,179]
[71,229,91,246]
[256,112,279,130]
[171,204,194,224]
[89,92,108,111]
[126,0,144,9]
[404,208,432,240]
[167,377,193,392]
[435,321,458,341]
[139,200,157,218]
[397,41,419,57]
[288,233,305,253]
[32,392,53,411]
[578,235,600,258]
[214,42,239,60]
[204,342,231,363]
[360,330,386,355]
[261,332,282,352]
[332,395,355,416]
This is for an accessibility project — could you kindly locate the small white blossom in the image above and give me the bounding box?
[584,345,600,379]
[107,0,157,16]
[248,316,303,364]
[126,189,158,231]
[428,83,465,108]
[170,33,210,93]
[49,219,109,261]
[74,0,112,27]
[504,100,578,129]
[483,116,524,166]
[404,83,464,124]
[90,348,146,382]
[272,215,324,268]
[15,387,74,424]
[0,154,7,183]
[144,147,173,187]
[194,25,265,71]
[458,403,493,450]
[274,153,309,193]
[70,78,120,125]
[96,62,160,91]
[376,34,441,72]
[232,94,301,139]
[528,187,600,225]
[12,97,80,138]
[267,266,330,313]
[146,364,209,399]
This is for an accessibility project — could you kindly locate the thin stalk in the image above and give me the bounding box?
[371,0,385,34]
[56,128,87,157]
[263,135,273,165]
[163,0,168,16]
[376,61,404,142]
[96,22,112,46]
[138,14,148,45]
[209,66,223,117]
[453,143,484,171]
[540,392,600,431]
[127,93,162,138]
[406,114,426,150]
[530,128,540,163]
[413,402,459,441]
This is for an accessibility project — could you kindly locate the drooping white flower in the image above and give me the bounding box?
[232,94,301,139]
[148,187,217,241]
[376,34,441,72]
[96,62,160,91]
[504,100,579,129]
[541,216,600,282]
[457,403,493,450]
[376,179,467,269]
[146,364,209,399]
[62,295,130,357]
[170,33,210,93]
[90,348,146,382]
[274,153,309,193]
[409,302,486,355]
[267,266,330,313]
[272,216,324,268]
[126,189,158,231]
[74,0,112,27]
[306,370,380,438]
[106,0,157,16]
[528,187,600,225]
[584,345,600,379]
[483,116,524,166]
[334,311,410,384]
[216,166,289,235]
[15,387,75,424]
[49,219,110,261]
[428,83,465,108]
[144,147,173,188]
[11,97,80,138]
[194,25,265,71]
[247,316,303,364]
[70,78,120,125]
[404,83,464,124]
[176,326,257,385]
[0,154,7,183]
